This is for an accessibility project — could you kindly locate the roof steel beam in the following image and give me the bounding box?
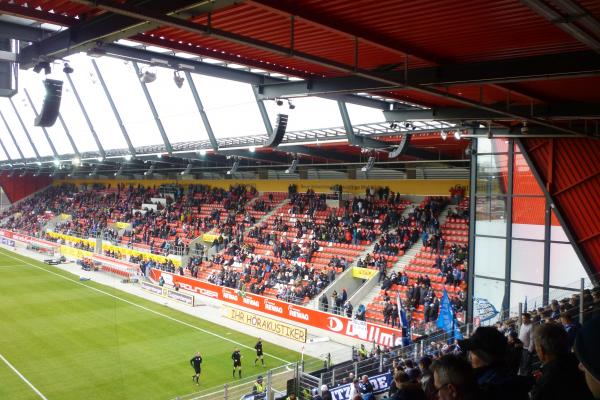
[281,145,356,163]
[0,110,25,160]
[186,71,219,151]
[521,0,600,53]
[132,61,173,155]
[57,113,80,158]
[384,102,600,121]
[338,100,391,149]
[257,50,600,97]
[92,59,136,156]
[64,73,106,158]
[16,0,215,69]
[71,0,585,136]
[217,149,288,164]
[252,86,274,136]
[8,97,40,161]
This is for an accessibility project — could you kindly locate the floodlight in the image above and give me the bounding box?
[173,71,185,88]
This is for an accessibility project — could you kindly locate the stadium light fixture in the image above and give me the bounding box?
[72,157,80,166]
[173,71,185,88]
[227,159,240,175]
[454,130,462,140]
[139,70,156,84]
[53,159,60,167]
[440,131,448,140]
[97,156,104,162]
[124,154,132,161]
[198,149,207,156]
[7,169,15,178]
[249,146,256,153]
[19,170,27,178]
[144,162,156,177]
[89,165,99,177]
[276,99,283,106]
[180,163,193,176]
[285,158,298,174]
[287,99,295,110]
[35,161,42,166]
[361,156,375,172]
[114,164,124,177]
[63,63,74,74]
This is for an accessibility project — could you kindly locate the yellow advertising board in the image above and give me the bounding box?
[352,267,378,280]
[59,213,71,220]
[202,233,219,243]
[46,231,95,247]
[114,222,131,230]
[60,245,93,259]
[222,306,307,343]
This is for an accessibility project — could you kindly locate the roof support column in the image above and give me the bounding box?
[65,72,106,159]
[92,60,136,156]
[252,85,273,135]
[57,113,80,158]
[8,97,40,161]
[23,88,59,158]
[0,110,25,160]
[132,62,172,155]
[185,71,218,151]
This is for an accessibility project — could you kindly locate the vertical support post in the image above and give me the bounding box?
[379,353,383,373]
[65,72,106,158]
[57,114,80,158]
[331,369,335,386]
[132,62,173,154]
[503,139,515,318]
[518,302,523,327]
[223,383,228,400]
[543,199,552,306]
[252,85,274,136]
[92,59,136,156]
[9,97,40,160]
[266,369,272,400]
[23,88,58,158]
[187,71,219,150]
[466,139,477,322]
[580,278,585,323]
[354,362,358,379]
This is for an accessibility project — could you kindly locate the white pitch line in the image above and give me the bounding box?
[0,249,291,364]
[0,352,48,400]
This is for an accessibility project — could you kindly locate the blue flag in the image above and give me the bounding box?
[396,292,411,346]
[437,288,462,340]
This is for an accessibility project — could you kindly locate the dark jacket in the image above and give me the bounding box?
[530,353,594,400]
[475,364,533,400]
[390,382,426,400]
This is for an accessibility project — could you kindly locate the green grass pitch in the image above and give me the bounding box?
[0,248,307,400]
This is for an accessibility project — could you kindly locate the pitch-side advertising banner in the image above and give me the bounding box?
[151,269,403,347]
[140,281,195,306]
[222,306,307,343]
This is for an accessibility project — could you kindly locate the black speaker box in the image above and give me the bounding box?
[265,113,288,148]
[34,79,63,127]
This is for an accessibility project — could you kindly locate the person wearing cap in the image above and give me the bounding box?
[458,326,532,400]
[320,384,332,400]
[575,316,600,399]
[531,322,593,400]
[252,375,265,399]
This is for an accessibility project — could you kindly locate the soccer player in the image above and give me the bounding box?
[190,352,202,384]
[254,338,265,367]
[232,348,242,378]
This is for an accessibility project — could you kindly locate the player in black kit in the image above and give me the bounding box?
[254,338,264,367]
[232,348,242,378]
[190,352,202,384]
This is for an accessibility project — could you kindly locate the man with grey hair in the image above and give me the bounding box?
[531,322,593,400]
[431,355,480,400]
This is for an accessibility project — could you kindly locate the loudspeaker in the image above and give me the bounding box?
[388,133,412,158]
[265,113,288,148]
[34,79,63,127]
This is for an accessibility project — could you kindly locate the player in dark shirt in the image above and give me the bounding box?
[190,352,202,384]
[254,338,264,367]
[232,348,242,378]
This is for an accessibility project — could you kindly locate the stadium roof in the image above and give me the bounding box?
[0,0,598,173]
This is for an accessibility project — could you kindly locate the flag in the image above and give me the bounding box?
[396,291,411,345]
[436,288,462,341]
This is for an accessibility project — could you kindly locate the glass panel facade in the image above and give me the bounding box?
[145,67,208,144]
[264,96,344,132]
[95,58,163,148]
[471,138,591,318]
[474,237,506,279]
[192,74,266,138]
[66,54,127,151]
[346,103,385,125]
[473,277,504,324]
[0,99,37,158]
